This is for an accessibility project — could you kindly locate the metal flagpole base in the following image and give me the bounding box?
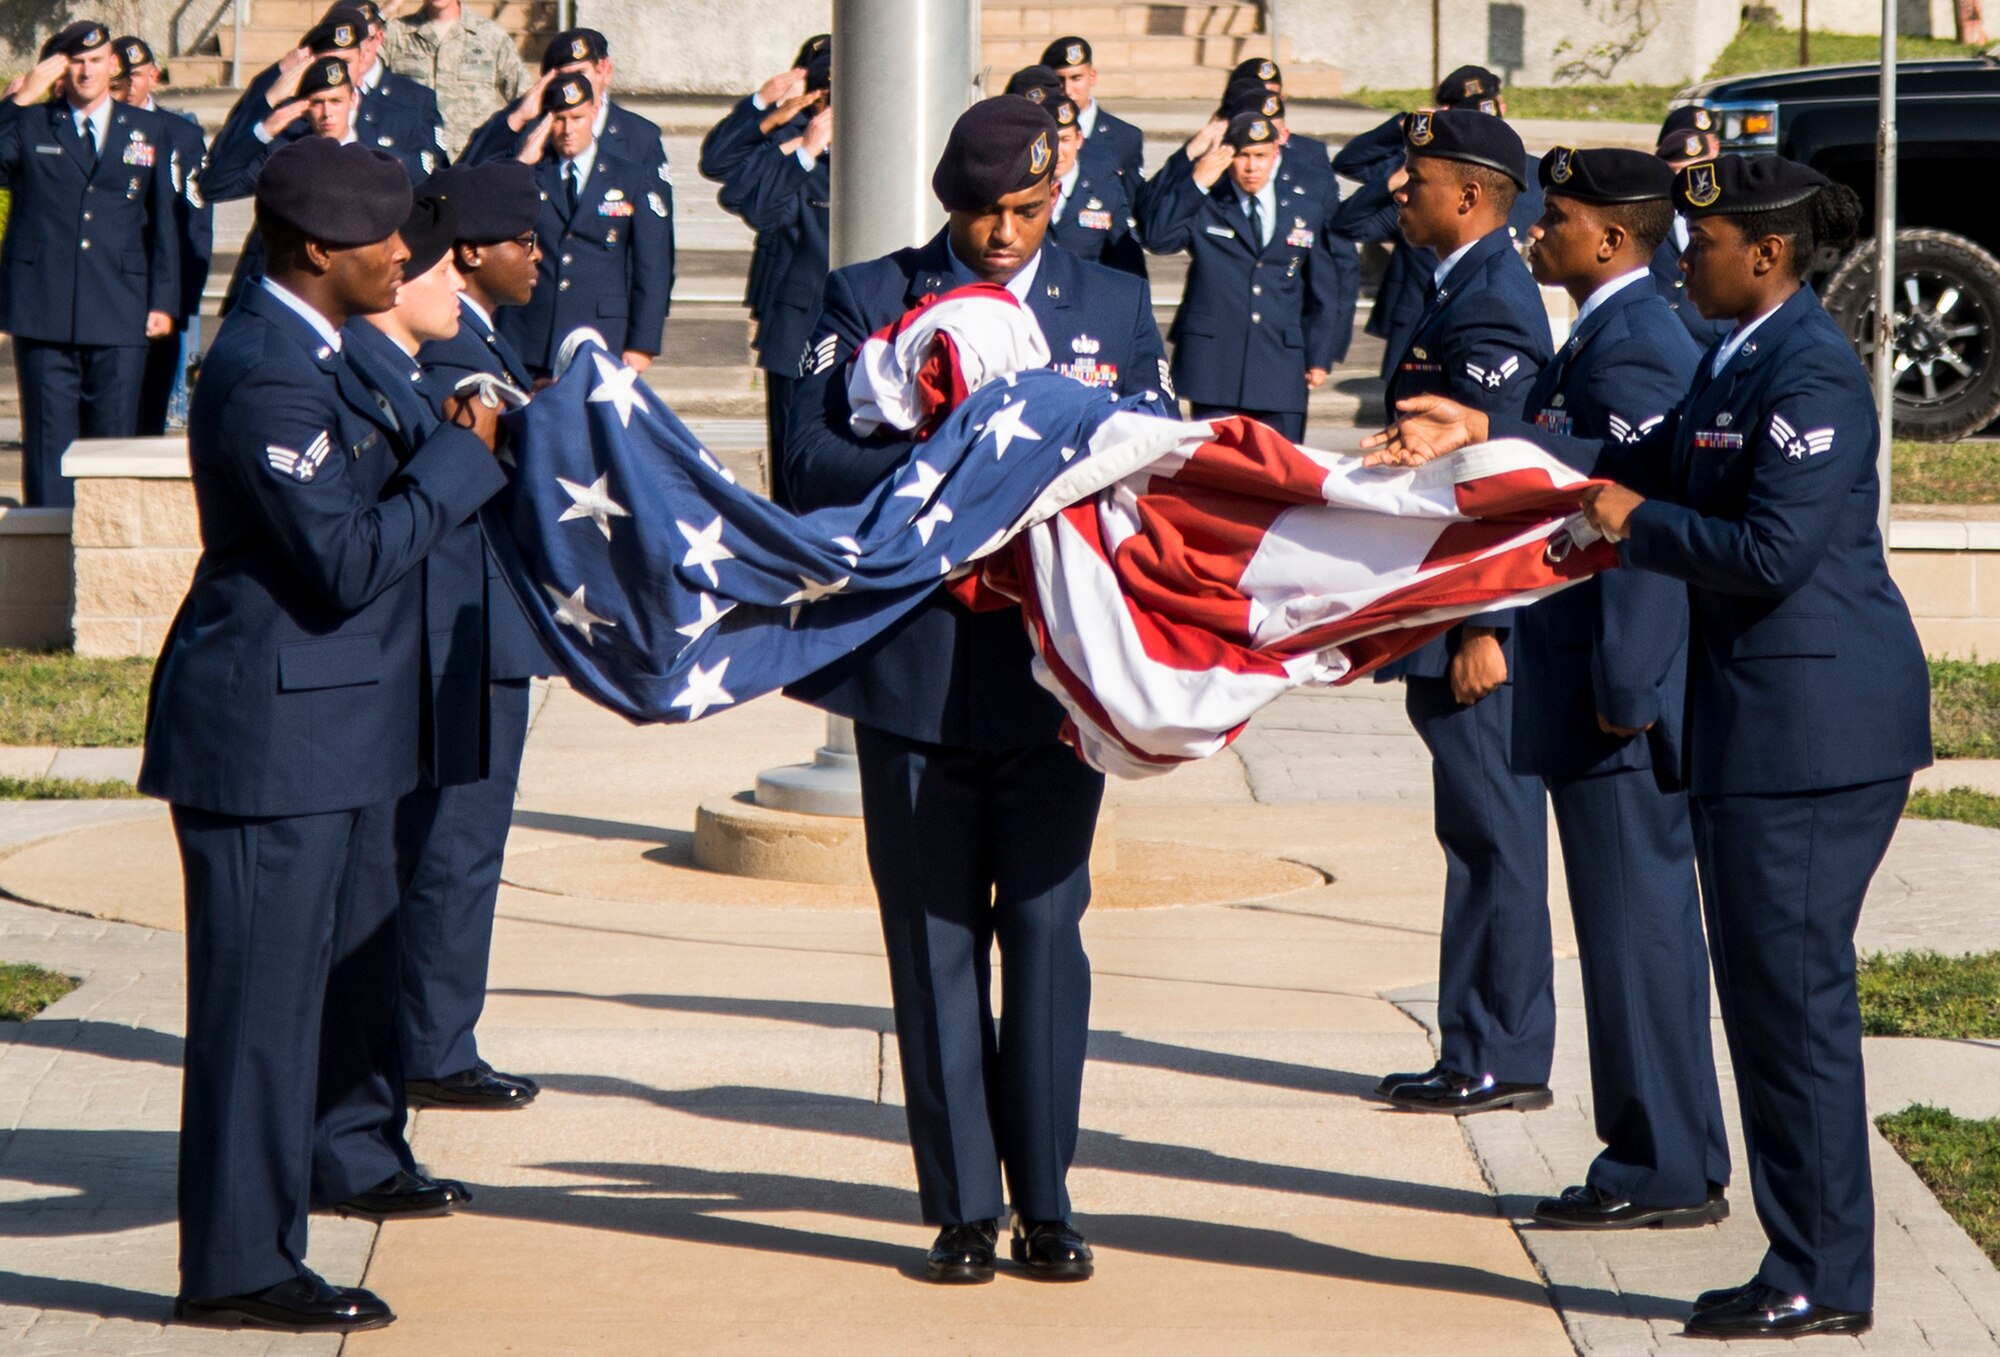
[753,715,863,818]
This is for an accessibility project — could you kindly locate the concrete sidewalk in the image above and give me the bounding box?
[0,683,1995,1353]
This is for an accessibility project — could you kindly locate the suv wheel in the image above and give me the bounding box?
[1823,229,2000,442]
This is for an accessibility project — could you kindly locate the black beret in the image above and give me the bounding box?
[1224,111,1281,151]
[256,137,412,246]
[1659,105,1716,139]
[1539,145,1674,203]
[341,1,384,27]
[1049,95,1079,130]
[542,72,595,115]
[113,35,155,76]
[1404,107,1527,187]
[41,21,110,60]
[297,55,352,98]
[304,8,366,53]
[1218,77,1283,121]
[1657,129,1718,164]
[1675,154,1830,217]
[1229,56,1281,87]
[399,188,459,277]
[1436,64,1502,108]
[932,96,1058,212]
[1040,36,1092,69]
[541,27,608,72]
[805,48,831,94]
[793,33,830,69]
[431,161,541,243]
[1005,65,1063,102]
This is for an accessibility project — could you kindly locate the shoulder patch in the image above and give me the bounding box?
[1770,411,1835,462]
[266,431,334,484]
[647,190,668,218]
[802,333,838,378]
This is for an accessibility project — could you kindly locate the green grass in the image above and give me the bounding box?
[0,775,141,800]
[1877,1105,2000,1267]
[1856,950,2000,1038]
[1907,786,2000,828]
[1929,659,2000,758]
[1342,84,1679,123]
[0,650,151,748]
[1892,441,2000,505]
[1708,25,1980,80]
[0,962,76,1022]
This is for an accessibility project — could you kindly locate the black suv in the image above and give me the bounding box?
[1676,54,2000,440]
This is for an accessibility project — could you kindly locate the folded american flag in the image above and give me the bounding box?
[486,288,1614,777]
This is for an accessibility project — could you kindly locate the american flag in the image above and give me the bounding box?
[485,288,1615,776]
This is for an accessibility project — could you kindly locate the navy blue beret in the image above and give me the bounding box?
[41,21,110,60]
[113,34,155,76]
[1539,146,1675,203]
[1676,154,1831,217]
[542,72,594,115]
[1041,36,1091,69]
[297,55,351,98]
[1005,65,1063,102]
[541,27,608,72]
[256,137,412,245]
[303,7,366,53]
[932,96,1058,212]
[1436,64,1502,109]
[1224,111,1280,150]
[1229,56,1281,87]
[432,161,541,243]
[1049,95,1079,130]
[1659,105,1716,139]
[399,187,458,277]
[1218,77,1283,121]
[1404,107,1527,187]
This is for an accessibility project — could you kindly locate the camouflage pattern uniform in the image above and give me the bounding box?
[382,9,530,158]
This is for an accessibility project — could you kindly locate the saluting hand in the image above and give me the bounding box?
[758,67,806,108]
[267,55,310,107]
[277,44,313,74]
[1360,395,1486,467]
[801,106,833,158]
[1191,140,1235,190]
[261,99,310,140]
[1185,116,1227,161]
[516,114,553,163]
[8,54,68,106]
[760,90,819,136]
[508,70,555,132]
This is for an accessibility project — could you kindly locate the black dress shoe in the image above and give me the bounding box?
[481,1061,540,1097]
[331,1168,472,1222]
[1386,1068,1553,1114]
[1690,1278,1759,1315]
[175,1270,394,1332]
[406,1063,538,1110]
[1532,1183,1726,1230]
[1010,1218,1094,1281]
[1682,1284,1871,1339]
[1373,1061,1444,1099]
[925,1221,997,1284]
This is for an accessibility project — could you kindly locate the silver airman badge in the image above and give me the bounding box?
[1715,412,1733,427]
[377,134,394,148]
[1553,393,1565,407]
[1071,335,1100,354]
[605,188,625,200]
[1412,347,1428,360]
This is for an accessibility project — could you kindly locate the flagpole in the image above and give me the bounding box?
[754,0,978,817]
[1875,0,1896,541]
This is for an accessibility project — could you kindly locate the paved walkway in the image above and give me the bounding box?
[0,683,1994,1354]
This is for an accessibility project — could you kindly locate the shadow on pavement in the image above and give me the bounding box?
[0,1271,172,1324]
[0,1128,175,1236]
[0,1019,185,1069]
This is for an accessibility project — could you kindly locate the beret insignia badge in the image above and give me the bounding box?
[1685,161,1721,208]
[572,37,589,59]
[1550,147,1574,184]
[1029,130,1051,176]
[1408,111,1434,147]
[1257,60,1276,80]
[1065,42,1085,65]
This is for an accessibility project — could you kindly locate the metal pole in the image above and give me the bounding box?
[1432,0,1442,93]
[755,0,977,817]
[231,0,244,89]
[1874,0,1897,539]
[1801,0,1811,65]
[1268,0,1279,73]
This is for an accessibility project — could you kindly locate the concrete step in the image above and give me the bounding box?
[984,0,1263,39]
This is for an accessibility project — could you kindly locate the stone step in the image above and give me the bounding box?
[983,0,1263,39]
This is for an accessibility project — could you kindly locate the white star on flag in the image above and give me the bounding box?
[543,581,616,644]
[832,535,861,566]
[783,574,850,627]
[675,592,733,643]
[588,353,651,427]
[671,657,735,719]
[893,460,945,511]
[914,500,954,545]
[676,515,734,587]
[982,400,1041,459]
[697,447,738,484]
[555,472,631,540]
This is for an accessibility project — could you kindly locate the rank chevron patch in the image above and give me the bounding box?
[1770,412,1835,462]
[1465,355,1520,390]
[1607,413,1667,445]
[266,431,333,483]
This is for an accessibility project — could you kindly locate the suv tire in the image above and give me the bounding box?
[1824,229,2000,442]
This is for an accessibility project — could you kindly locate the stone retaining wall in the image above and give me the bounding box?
[0,508,74,651]
[62,440,199,661]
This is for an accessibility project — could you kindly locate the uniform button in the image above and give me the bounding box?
[82,211,92,222]
[562,254,572,265]
[558,279,570,291]
[1252,284,1262,296]
[1251,310,1260,323]
[80,239,90,250]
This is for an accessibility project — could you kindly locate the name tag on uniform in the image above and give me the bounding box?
[123,142,155,168]
[1286,227,1314,248]
[34,144,62,155]
[1535,409,1573,437]
[598,200,635,217]
[1078,209,1112,231]
[1204,224,1236,238]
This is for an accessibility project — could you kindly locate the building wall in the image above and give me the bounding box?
[577,0,831,95]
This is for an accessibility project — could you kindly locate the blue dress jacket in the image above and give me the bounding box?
[780,233,1167,749]
[1375,225,1553,681]
[139,284,507,815]
[0,99,180,345]
[1138,149,1356,414]
[418,295,552,683]
[497,146,675,372]
[1494,285,1932,795]
[1512,276,1701,780]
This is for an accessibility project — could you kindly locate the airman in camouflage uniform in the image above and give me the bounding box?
[381,0,529,157]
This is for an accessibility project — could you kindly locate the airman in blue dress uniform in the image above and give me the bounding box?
[398,162,552,1112]
[348,2,445,144]
[1369,153,1931,1342]
[1510,146,1731,1230]
[1039,36,1144,195]
[1368,109,1558,1116]
[0,21,179,506]
[141,139,508,1334]
[460,28,669,181]
[1138,108,1355,441]
[783,96,1167,1287]
[1037,94,1145,279]
[497,73,673,377]
[1650,107,1731,345]
[1227,57,1336,183]
[114,36,212,435]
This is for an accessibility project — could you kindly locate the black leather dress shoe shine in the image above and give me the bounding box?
[406,1063,538,1110]
[1533,1183,1726,1230]
[1373,1061,1444,1099]
[926,1221,998,1283]
[1386,1069,1553,1114]
[484,1061,540,1096]
[175,1270,394,1332]
[1690,1278,1759,1315]
[332,1168,471,1221]
[1011,1218,1094,1281]
[1682,1284,1871,1339]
